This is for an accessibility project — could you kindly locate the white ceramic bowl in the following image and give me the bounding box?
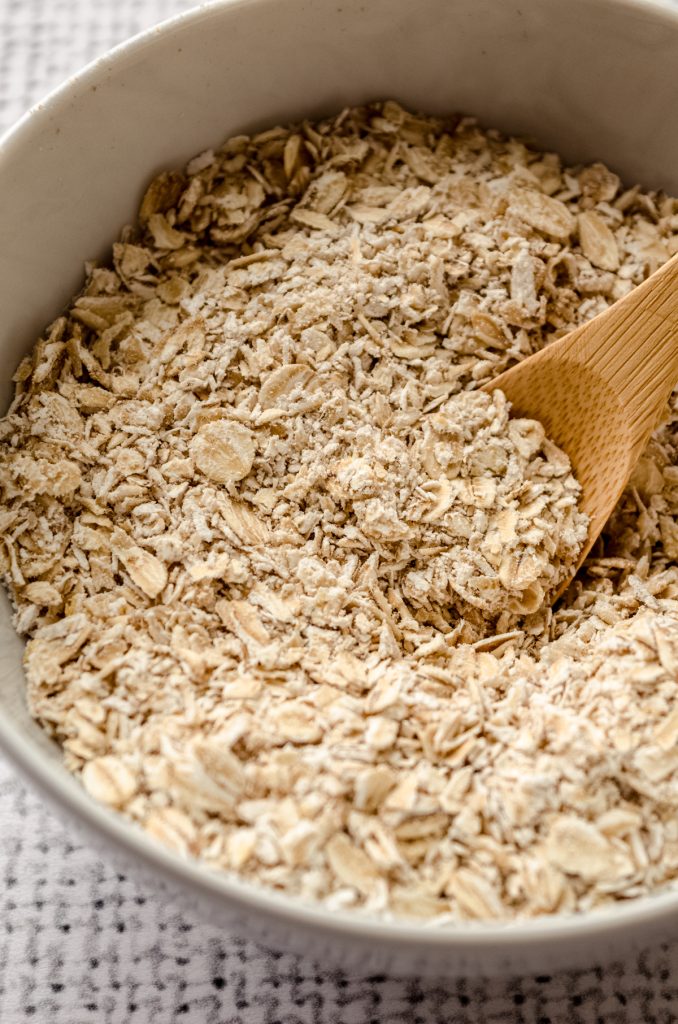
[1,0,678,979]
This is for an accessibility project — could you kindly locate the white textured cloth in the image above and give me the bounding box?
[1,2,678,1021]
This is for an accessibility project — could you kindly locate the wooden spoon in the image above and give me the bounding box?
[484,252,678,599]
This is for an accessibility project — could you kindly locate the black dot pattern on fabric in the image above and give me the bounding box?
[4,1,678,1021]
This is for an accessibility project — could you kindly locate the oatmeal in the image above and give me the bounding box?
[1,101,678,921]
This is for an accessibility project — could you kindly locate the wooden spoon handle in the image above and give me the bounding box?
[557,252,678,454]
[485,253,678,582]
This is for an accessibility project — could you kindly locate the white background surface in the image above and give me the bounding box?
[1,1,678,1021]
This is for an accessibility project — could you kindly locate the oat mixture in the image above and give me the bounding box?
[1,102,678,922]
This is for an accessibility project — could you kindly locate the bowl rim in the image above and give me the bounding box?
[2,0,678,954]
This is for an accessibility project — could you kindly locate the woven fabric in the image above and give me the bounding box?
[1,2,678,1021]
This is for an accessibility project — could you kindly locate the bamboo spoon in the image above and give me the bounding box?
[483,252,678,599]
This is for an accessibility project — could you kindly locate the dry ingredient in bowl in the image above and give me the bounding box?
[1,101,678,923]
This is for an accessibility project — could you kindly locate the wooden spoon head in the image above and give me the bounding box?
[485,354,635,598]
